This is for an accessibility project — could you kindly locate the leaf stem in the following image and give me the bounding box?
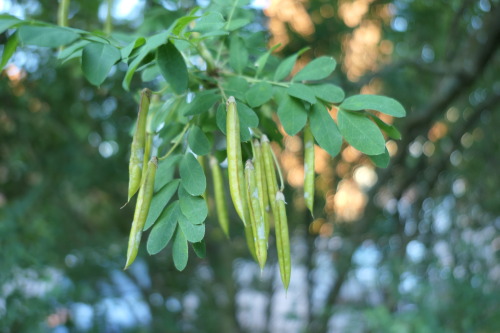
[104,0,113,35]
[57,0,70,27]
[221,70,290,88]
[158,122,190,161]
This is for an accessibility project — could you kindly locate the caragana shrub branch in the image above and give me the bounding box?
[0,0,406,290]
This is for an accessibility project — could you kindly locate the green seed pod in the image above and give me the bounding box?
[275,191,291,290]
[209,156,230,238]
[261,135,279,215]
[252,140,270,240]
[128,88,152,201]
[226,96,250,226]
[303,123,315,216]
[141,132,153,181]
[245,160,267,269]
[244,222,257,262]
[262,135,291,290]
[125,156,158,269]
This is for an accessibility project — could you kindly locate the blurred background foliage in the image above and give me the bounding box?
[1,0,499,332]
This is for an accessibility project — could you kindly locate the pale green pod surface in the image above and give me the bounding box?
[226,96,249,226]
[275,191,291,290]
[252,140,270,239]
[141,132,153,181]
[245,160,267,269]
[261,135,279,216]
[125,156,158,269]
[210,156,230,237]
[128,88,152,201]
[244,221,257,262]
[303,123,315,216]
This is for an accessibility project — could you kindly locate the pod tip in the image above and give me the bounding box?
[245,159,254,169]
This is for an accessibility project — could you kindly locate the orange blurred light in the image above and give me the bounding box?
[332,179,367,222]
[428,121,448,142]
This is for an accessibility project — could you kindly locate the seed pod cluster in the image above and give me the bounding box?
[223,97,291,289]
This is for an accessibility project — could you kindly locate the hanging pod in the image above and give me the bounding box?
[245,160,268,269]
[303,123,315,216]
[261,135,291,290]
[125,156,158,269]
[128,88,152,202]
[209,156,230,238]
[226,96,250,226]
[251,140,270,240]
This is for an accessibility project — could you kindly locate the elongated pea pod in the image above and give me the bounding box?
[141,132,153,181]
[251,140,270,240]
[275,191,291,290]
[262,135,291,289]
[125,156,158,269]
[209,156,230,238]
[226,96,249,226]
[303,123,315,216]
[128,88,152,202]
[245,160,267,269]
[198,155,207,199]
[244,222,257,262]
[261,135,279,215]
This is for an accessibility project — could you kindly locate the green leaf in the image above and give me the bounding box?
[368,114,402,140]
[191,241,206,258]
[141,64,160,82]
[337,109,385,155]
[222,77,249,102]
[123,31,170,91]
[156,42,188,95]
[254,44,281,77]
[274,54,298,82]
[188,125,211,155]
[1,32,18,69]
[178,185,208,225]
[369,148,390,168]
[172,227,189,271]
[18,25,79,47]
[340,95,406,118]
[216,101,259,142]
[293,56,336,82]
[183,90,221,116]
[195,30,229,39]
[309,103,342,157]
[0,15,21,34]
[311,84,345,104]
[226,18,251,31]
[144,179,180,231]
[193,12,225,32]
[173,15,200,35]
[229,35,248,73]
[57,40,89,62]
[274,47,310,81]
[245,82,273,107]
[178,214,205,243]
[81,43,121,86]
[277,94,308,136]
[154,155,182,192]
[121,37,146,61]
[147,201,180,255]
[180,153,206,196]
[287,83,317,104]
